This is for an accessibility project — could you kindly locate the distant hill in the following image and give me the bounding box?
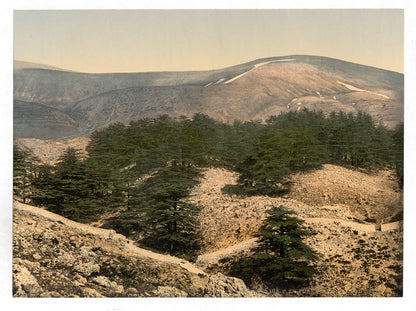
[14,55,403,139]
[13,60,68,71]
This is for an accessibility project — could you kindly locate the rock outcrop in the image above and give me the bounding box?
[13,202,259,298]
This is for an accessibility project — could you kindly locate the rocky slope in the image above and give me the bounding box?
[287,164,403,223]
[14,137,90,165]
[188,167,403,297]
[12,162,403,297]
[14,55,403,139]
[13,100,81,139]
[13,201,259,298]
[188,166,402,252]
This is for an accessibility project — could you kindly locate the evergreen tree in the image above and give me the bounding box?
[30,163,61,207]
[229,205,318,290]
[392,123,404,186]
[13,145,36,203]
[228,114,326,196]
[51,147,103,222]
[135,164,202,260]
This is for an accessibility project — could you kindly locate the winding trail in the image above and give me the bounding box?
[13,201,206,275]
[15,200,402,270]
[197,238,258,265]
[196,216,402,266]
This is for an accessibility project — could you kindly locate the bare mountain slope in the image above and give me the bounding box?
[14,55,403,139]
[13,100,81,139]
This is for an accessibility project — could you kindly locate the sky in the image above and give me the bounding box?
[14,9,404,73]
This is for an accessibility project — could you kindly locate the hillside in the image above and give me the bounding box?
[14,55,403,139]
[13,201,259,298]
[188,166,402,252]
[13,163,403,297]
[14,137,90,165]
[13,100,82,139]
[12,88,403,297]
[189,167,403,297]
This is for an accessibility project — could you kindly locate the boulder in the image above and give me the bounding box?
[154,286,188,297]
[73,262,100,277]
[13,264,43,297]
[91,275,124,294]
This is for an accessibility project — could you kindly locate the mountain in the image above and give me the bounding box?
[13,100,81,139]
[14,55,404,139]
[13,60,68,71]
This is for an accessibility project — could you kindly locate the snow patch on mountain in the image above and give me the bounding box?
[223,59,295,85]
[337,81,390,99]
[213,78,225,85]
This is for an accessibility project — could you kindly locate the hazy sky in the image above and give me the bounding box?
[14,9,404,73]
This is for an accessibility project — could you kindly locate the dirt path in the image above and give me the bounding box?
[14,165,402,273]
[197,238,258,265]
[196,215,401,266]
[188,167,402,252]
[13,201,206,275]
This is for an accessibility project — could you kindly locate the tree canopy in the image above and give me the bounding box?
[14,110,403,259]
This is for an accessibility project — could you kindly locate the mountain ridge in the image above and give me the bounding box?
[14,55,404,139]
[14,55,404,75]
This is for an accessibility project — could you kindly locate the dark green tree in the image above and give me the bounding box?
[13,145,37,203]
[392,123,404,186]
[227,119,326,196]
[229,205,318,290]
[50,147,103,222]
[135,164,202,261]
[30,163,60,207]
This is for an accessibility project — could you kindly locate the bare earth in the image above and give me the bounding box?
[189,166,403,296]
[13,201,259,297]
[12,138,403,296]
[188,166,402,252]
[287,164,403,223]
[14,137,90,165]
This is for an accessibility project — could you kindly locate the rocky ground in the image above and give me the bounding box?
[14,137,90,165]
[13,163,403,297]
[287,164,403,223]
[188,166,403,297]
[13,202,259,298]
[188,166,402,252]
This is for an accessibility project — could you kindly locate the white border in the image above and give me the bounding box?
[2,1,415,311]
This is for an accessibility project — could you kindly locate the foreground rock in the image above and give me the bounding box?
[13,202,259,297]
